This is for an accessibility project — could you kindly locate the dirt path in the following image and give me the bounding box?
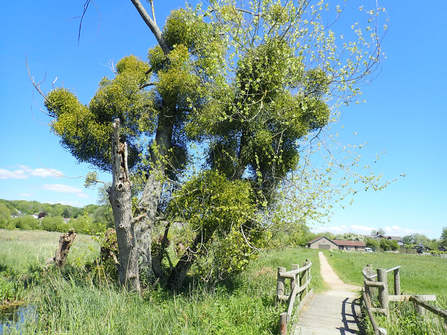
[294,252,362,335]
[319,252,361,292]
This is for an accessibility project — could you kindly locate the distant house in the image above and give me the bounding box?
[364,234,403,247]
[334,240,366,251]
[306,236,339,250]
[306,236,366,251]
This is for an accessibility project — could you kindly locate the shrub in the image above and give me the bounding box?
[7,216,40,230]
[41,216,68,232]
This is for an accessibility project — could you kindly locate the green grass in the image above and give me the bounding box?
[324,250,447,295]
[0,230,323,334]
[324,250,447,335]
[0,229,100,275]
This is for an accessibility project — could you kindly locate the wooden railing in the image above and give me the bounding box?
[362,264,447,335]
[276,259,312,335]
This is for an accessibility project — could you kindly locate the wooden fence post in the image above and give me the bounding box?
[279,312,288,335]
[366,264,375,299]
[377,268,389,317]
[394,267,401,296]
[291,264,299,297]
[306,259,311,296]
[276,267,286,304]
[413,296,426,316]
[301,260,308,297]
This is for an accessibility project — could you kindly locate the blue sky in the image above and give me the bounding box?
[0,1,445,239]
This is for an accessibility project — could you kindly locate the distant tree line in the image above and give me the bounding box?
[0,199,113,234]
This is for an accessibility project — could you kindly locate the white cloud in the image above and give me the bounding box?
[43,184,82,193]
[77,193,89,198]
[46,200,82,206]
[0,168,28,179]
[383,226,428,237]
[0,165,63,179]
[20,193,32,197]
[28,168,63,178]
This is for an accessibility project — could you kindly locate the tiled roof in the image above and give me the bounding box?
[306,236,365,247]
[333,240,366,247]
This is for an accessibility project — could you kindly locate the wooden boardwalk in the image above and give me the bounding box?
[294,252,362,335]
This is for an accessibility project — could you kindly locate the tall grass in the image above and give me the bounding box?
[324,250,447,295]
[325,250,447,335]
[0,229,99,275]
[1,230,324,334]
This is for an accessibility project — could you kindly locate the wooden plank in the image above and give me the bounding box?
[276,266,286,303]
[377,269,389,317]
[279,262,312,277]
[362,269,375,281]
[363,289,386,335]
[386,265,401,273]
[410,296,447,320]
[364,280,386,288]
[280,312,287,335]
[388,295,436,302]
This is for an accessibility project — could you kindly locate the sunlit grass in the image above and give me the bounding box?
[324,250,447,335]
[0,229,100,275]
[1,230,324,334]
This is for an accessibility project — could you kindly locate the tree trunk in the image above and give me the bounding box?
[109,119,140,293]
[134,114,173,279]
[166,230,213,290]
[54,228,76,268]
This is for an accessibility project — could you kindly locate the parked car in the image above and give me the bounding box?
[365,247,373,252]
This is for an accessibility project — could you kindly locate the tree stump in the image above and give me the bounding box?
[54,228,77,268]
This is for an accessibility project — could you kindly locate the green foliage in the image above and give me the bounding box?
[328,251,447,334]
[365,237,379,248]
[1,229,325,335]
[40,216,68,232]
[379,238,398,251]
[172,171,255,234]
[0,203,11,226]
[371,228,386,235]
[335,233,365,241]
[170,170,266,283]
[45,56,155,172]
[373,299,447,335]
[69,216,102,235]
[401,233,436,249]
[440,227,447,247]
[86,229,119,282]
[0,199,111,235]
[39,0,390,289]
[10,215,40,230]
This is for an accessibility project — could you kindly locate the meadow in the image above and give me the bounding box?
[325,249,447,335]
[3,229,446,334]
[0,229,325,334]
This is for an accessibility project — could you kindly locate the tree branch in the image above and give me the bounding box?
[73,0,100,44]
[130,0,170,54]
[139,82,156,90]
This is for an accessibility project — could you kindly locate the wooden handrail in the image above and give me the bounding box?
[410,296,447,320]
[277,259,313,334]
[279,262,312,278]
[362,264,443,334]
[362,289,387,335]
[364,265,401,280]
[286,276,312,318]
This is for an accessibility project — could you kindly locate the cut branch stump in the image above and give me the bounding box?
[54,228,76,268]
